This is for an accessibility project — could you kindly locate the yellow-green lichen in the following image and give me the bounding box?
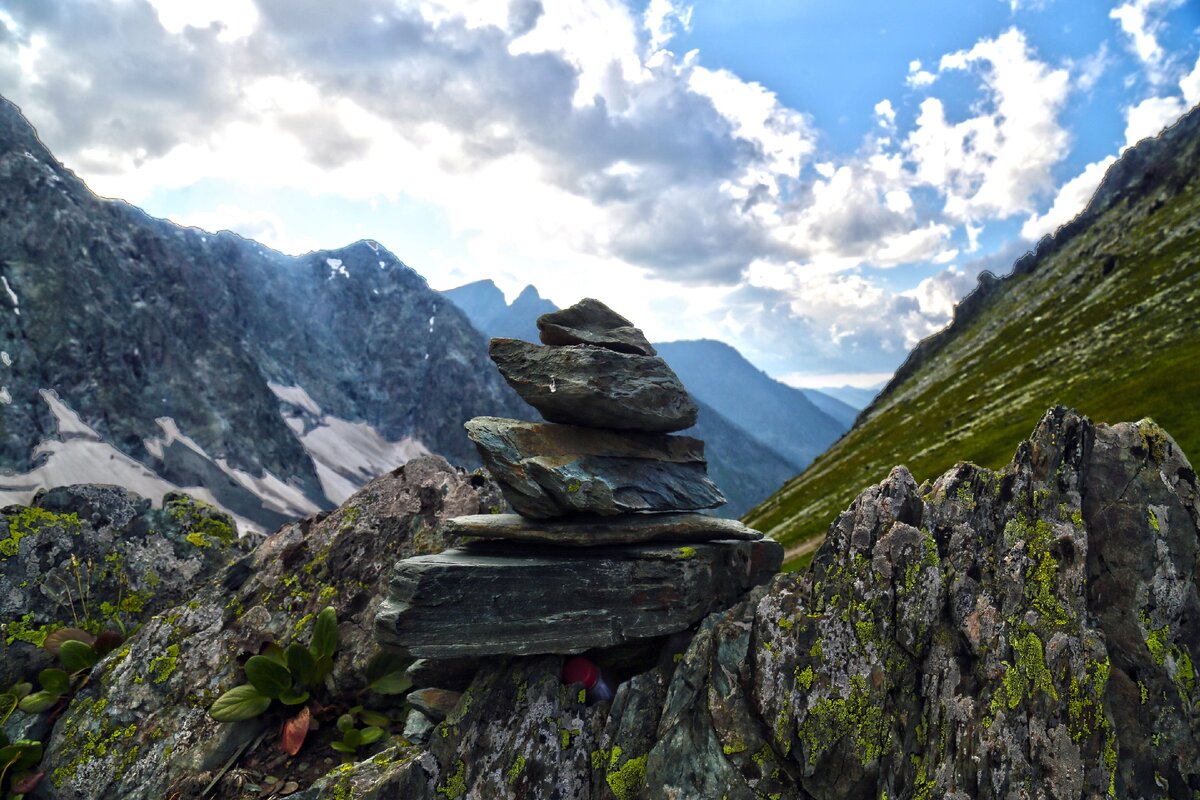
[148,644,180,684]
[605,747,647,800]
[437,760,467,798]
[990,630,1058,714]
[2,507,82,557]
[506,755,525,784]
[677,546,697,559]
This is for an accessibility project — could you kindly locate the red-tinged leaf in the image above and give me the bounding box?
[280,706,311,756]
[43,628,94,656]
[12,770,45,793]
[93,630,124,656]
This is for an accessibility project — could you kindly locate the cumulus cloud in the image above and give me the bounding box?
[1121,54,1200,147]
[1109,0,1184,84]
[0,2,1108,381]
[905,28,1071,222]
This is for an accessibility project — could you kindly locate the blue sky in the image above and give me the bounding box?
[0,0,1197,388]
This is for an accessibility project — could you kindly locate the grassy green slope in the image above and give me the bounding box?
[746,107,1200,568]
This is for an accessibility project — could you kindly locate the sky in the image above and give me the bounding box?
[0,0,1197,389]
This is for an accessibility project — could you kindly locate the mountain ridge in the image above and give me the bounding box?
[747,102,1200,565]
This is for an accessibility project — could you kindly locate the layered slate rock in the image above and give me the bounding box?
[465,416,724,518]
[375,538,783,658]
[445,512,762,546]
[537,297,657,356]
[489,338,697,432]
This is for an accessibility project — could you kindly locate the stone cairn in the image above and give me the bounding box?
[376,299,782,662]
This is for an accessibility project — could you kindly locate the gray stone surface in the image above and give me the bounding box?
[489,338,697,432]
[446,512,762,546]
[465,416,724,518]
[28,457,501,800]
[536,297,657,356]
[375,538,783,658]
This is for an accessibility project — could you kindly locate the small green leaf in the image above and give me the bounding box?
[261,643,287,666]
[284,644,317,689]
[368,670,412,696]
[359,726,385,745]
[59,640,98,673]
[342,728,363,748]
[329,741,357,754]
[336,713,355,733]
[359,710,390,728]
[12,739,42,768]
[313,654,334,684]
[244,655,293,699]
[364,651,409,683]
[0,693,16,720]
[10,682,33,700]
[310,607,338,661]
[38,669,71,696]
[18,691,58,714]
[278,689,310,706]
[210,685,272,722]
[43,628,95,656]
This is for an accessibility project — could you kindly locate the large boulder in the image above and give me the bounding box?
[444,512,762,547]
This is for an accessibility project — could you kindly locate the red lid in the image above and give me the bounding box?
[562,656,599,689]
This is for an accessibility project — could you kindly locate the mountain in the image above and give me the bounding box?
[442,279,556,343]
[798,387,860,428]
[653,340,845,469]
[440,287,837,515]
[808,384,880,410]
[747,103,1200,567]
[0,96,525,532]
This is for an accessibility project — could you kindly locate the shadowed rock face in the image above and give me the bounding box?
[310,408,1199,800]
[489,339,698,433]
[443,512,762,546]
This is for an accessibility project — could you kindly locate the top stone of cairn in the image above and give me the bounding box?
[491,298,698,433]
[537,297,657,356]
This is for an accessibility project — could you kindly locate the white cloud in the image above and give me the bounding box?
[146,0,259,41]
[1109,0,1182,83]
[644,0,693,52]
[1123,94,1188,145]
[1020,155,1117,240]
[874,98,896,126]
[906,28,1071,221]
[780,371,893,389]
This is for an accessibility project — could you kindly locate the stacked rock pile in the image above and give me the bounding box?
[376,299,783,659]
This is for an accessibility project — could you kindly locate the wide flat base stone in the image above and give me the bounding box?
[445,512,763,546]
[375,538,782,658]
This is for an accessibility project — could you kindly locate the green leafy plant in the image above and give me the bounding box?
[1,685,43,798]
[330,706,389,755]
[210,607,414,759]
[210,607,338,723]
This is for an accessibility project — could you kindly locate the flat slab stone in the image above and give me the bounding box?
[465,416,725,518]
[374,538,783,658]
[489,338,697,432]
[445,512,762,546]
[537,298,657,356]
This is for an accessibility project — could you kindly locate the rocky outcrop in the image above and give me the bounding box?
[536,298,657,356]
[350,408,1198,799]
[1,485,246,688]
[21,457,501,800]
[444,512,762,546]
